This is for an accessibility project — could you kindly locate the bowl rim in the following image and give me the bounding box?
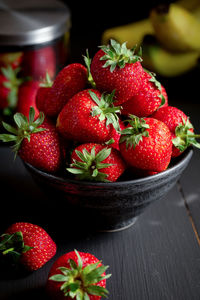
[24,147,193,186]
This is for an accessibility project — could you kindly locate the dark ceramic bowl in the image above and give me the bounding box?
[24,148,193,232]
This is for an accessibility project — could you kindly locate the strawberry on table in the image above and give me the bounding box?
[0,107,63,173]
[152,105,200,157]
[36,63,88,118]
[121,69,168,117]
[0,222,56,271]
[46,249,111,300]
[67,143,126,182]
[56,89,122,144]
[119,115,172,172]
[17,80,40,119]
[90,39,144,106]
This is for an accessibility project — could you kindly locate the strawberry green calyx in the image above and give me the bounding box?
[83,50,96,88]
[1,65,24,113]
[120,115,149,149]
[39,72,53,88]
[67,146,113,182]
[89,90,121,132]
[99,39,143,72]
[0,107,45,154]
[49,250,111,299]
[0,231,32,263]
[173,117,200,151]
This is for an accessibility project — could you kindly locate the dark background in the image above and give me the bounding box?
[61,0,172,59]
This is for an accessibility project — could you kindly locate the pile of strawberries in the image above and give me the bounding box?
[0,39,200,182]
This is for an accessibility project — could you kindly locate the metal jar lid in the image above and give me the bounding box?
[0,0,71,47]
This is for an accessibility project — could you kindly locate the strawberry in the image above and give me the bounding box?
[35,73,53,114]
[152,106,200,157]
[0,107,62,172]
[0,73,9,110]
[0,222,56,271]
[36,63,88,117]
[106,118,125,151]
[0,52,23,69]
[90,39,144,106]
[57,89,122,144]
[67,143,126,182]
[119,115,172,172]
[0,65,23,112]
[21,46,56,80]
[17,80,40,119]
[121,69,168,117]
[46,249,111,300]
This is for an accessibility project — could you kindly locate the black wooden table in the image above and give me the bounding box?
[1,96,200,300]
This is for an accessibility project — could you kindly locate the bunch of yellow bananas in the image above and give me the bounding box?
[101,0,200,77]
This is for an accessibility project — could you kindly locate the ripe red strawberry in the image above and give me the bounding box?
[121,70,168,117]
[46,249,111,300]
[0,222,56,271]
[106,118,125,151]
[36,63,88,117]
[119,115,172,172]
[152,106,200,157]
[90,39,144,106]
[0,52,23,69]
[0,107,62,172]
[21,46,56,80]
[67,143,126,182]
[0,66,23,111]
[57,89,122,144]
[0,73,9,109]
[17,80,40,119]
[35,73,53,114]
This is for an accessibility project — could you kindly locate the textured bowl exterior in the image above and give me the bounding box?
[24,148,193,231]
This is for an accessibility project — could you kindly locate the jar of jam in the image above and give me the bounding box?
[0,0,71,116]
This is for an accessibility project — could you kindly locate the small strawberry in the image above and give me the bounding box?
[36,63,88,117]
[17,80,40,119]
[46,249,111,300]
[121,69,168,117]
[0,65,23,113]
[57,89,122,144]
[67,143,126,182]
[119,115,172,172]
[35,72,53,114]
[0,52,23,69]
[21,46,56,80]
[152,106,200,157]
[0,222,56,271]
[0,107,62,172]
[90,39,144,105]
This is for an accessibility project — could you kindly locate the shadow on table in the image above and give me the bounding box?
[2,287,48,300]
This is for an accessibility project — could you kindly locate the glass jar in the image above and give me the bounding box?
[0,0,71,116]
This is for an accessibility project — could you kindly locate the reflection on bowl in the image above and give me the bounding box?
[24,148,193,232]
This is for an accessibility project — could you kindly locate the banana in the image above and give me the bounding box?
[193,5,200,20]
[150,3,200,52]
[177,0,200,11]
[142,35,199,77]
[101,0,200,50]
[101,18,153,48]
